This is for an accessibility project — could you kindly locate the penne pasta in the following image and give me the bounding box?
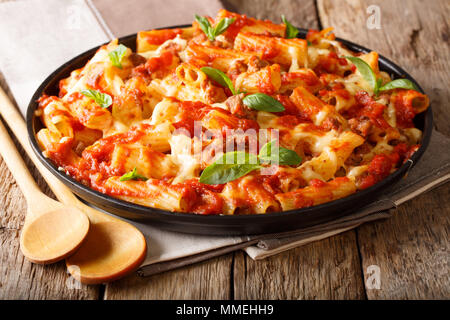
[34,11,430,215]
[234,32,308,70]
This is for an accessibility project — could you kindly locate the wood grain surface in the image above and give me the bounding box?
[234,232,365,300]
[0,0,448,300]
[317,0,450,299]
[105,253,233,300]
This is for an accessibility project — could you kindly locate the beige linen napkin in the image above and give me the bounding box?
[0,0,109,112]
[0,0,448,277]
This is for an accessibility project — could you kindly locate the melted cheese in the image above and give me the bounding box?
[169,134,200,184]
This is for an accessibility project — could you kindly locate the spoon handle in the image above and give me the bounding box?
[0,88,82,206]
[0,117,43,203]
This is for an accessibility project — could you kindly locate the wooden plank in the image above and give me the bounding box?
[104,253,233,299]
[318,0,450,299]
[357,185,450,299]
[234,231,365,299]
[0,227,100,299]
[221,0,319,29]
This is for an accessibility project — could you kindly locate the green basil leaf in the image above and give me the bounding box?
[212,17,235,38]
[195,15,235,41]
[375,78,383,94]
[378,78,419,92]
[108,44,128,69]
[242,93,285,112]
[195,14,214,41]
[120,167,148,181]
[199,152,260,185]
[281,15,299,39]
[307,40,312,46]
[345,56,377,93]
[201,66,237,95]
[80,89,112,109]
[259,140,302,165]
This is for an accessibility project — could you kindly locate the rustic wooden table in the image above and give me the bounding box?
[0,0,448,300]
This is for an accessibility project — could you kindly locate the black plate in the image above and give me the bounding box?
[26,27,433,235]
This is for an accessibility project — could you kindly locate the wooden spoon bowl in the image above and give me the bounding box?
[66,220,147,284]
[20,206,90,264]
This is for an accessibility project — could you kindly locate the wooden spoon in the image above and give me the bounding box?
[0,118,90,264]
[0,88,147,284]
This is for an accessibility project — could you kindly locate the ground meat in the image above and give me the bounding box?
[228,60,248,80]
[224,93,254,118]
[129,53,147,67]
[345,142,372,166]
[345,152,363,166]
[321,117,342,131]
[348,116,372,137]
[295,140,313,161]
[212,36,234,49]
[247,56,269,73]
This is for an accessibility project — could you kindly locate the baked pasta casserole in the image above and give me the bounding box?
[35,10,430,215]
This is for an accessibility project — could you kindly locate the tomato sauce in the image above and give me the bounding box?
[46,137,74,165]
[131,51,174,81]
[292,192,315,209]
[144,29,182,45]
[38,95,86,132]
[276,115,303,128]
[78,127,147,182]
[331,83,351,99]
[319,83,352,103]
[243,176,280,212]
[237,32,280,60]
[358,143,417,190]
[259,174,282,194]
[309,179,326,188]
[281,70,321,87]
[214,112,260,135]
[86,70,105,92]
[358,154,392,190]
[351,91,390,129]
[306,29,320,44]
[183,180,223,214]
[172,100,211,136]
[185,45,214,65]
[313,52,347,76]
[274,95,312,126]
[392,90,416,128]
[260,39,280,60]
[65,91,84,104]
[146,51,173,72]
[256,67,276,94]
[222,13,254,39]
